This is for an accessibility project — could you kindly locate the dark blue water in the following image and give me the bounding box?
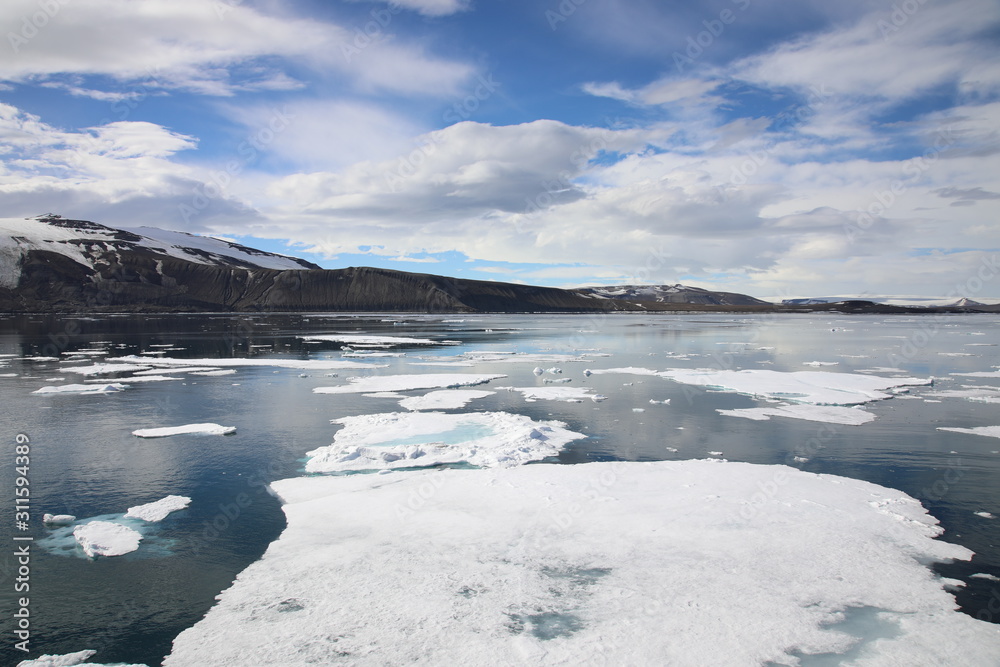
[0,312,998,665]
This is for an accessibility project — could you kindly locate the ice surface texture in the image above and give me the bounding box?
[164,461,1000,666]
[313,374,506,395]
[132,424,236,438]
[73,521,142,558]
[304,411,584,472]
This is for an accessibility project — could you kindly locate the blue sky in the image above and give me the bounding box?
[1,0,999,298]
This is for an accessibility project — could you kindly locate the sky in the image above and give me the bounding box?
[1,0,999,299]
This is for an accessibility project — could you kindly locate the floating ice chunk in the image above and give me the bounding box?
[84,375,181,384]
[165,460,1000,666]
[132,423,236,438]
[300,334,452,347]
[585,367,660,376]
[463,352,591,364]
[132,366,220,375]
[591,394,608,402]
[937,426,1000,439]
[659,369,930,405]
[73,521,142,558]
[717,404,876,425]
[632,408,645,413]
[708,451,723,456]
[972,573,1000,581]
[189,369,237,377]
[43,514,76,526]
[952,370,1000,378]
[533,367,544,375]
[974,511,995,519]
[504,386,595,403]
[543,378,572,384]
[314,374,506,394]
[0,372,17,377]
[305,411,584,472]
[399,390,495,411]
[649,399,670,405]
[125,495,192,522]
[65,363,152,376]
[802,361,839,366]
[16,649,146,666]
[109,355,383,371]
[32,383,129,394]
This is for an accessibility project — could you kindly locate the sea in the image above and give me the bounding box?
[0,311,998,666]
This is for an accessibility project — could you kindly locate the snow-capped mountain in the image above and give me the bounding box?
[575,284,769,306]
[0,215,319,285]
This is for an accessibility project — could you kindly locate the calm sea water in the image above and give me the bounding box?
[0,312,998,666]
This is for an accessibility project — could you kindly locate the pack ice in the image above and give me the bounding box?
[163,461,1000,666]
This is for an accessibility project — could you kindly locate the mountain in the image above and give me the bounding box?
[574,284,769,306]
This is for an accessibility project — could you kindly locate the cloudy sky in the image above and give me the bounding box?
[2,0,999,298]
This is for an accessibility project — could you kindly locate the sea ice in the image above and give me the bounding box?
[304,411,584,472]
[132,424,236,438]
[65,363,152,376]
[85,375,181,384]
[583,367,660,376]
[164,460,1000,666]
[938,426,1000,439]
[190,369,237,376]
[32,384,129,394]
[313,374,506,394]
[43,514,76,526]
[299,334,449,347]
[717,404,876,425]
[659,369,930,405]
[975,511,995,519]
[502,386,595,403]
[16,649,146,667]
[73,521,142,558]
[125,495,192,522]
[398,390,495,411]
[110,355,383,371]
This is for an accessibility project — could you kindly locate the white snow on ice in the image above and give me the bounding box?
[110,355,383,371]
[304,411,584,472]
[163,460,1000,666]
[132,424,236,438]
[125,495,192,522]
[313,374,506,395]
[398,390,495,411]
[717,404,876,425]
[32,383,129,394]
[16,649,146,667]
[64,363,152,376]
[938,426,1000,439]
[502,386,596,403]
[73,521,142,558]
[299,334,451,347]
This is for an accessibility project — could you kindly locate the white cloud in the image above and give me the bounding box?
[354,0,470,17]
[0,0,473,97]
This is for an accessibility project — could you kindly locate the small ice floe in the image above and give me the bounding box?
[649,399,670,405]
[132,423,236,438]
[125,495,191,522]
[315,373,507,394]
[533,367,544,375]
[543,378,572,384]
[708,451,723,456]
[16,648,147,666]
[299,334,447,348]
[665,446,678,452]
[937,426,1000,439]
[32,383,129,394]
[399,390,495,411]
[971,573,1000,582]
[65,363,152,376]
[793,456,810,463]
[86,375,181,384]
[133,366,219,375]
[585,367,660,376]
[0,373,17,377]
[363,391,408,398]
[42,514,76,526]
[974,511,995,519]
[73,521,142,558]
[504,386,595,403]
[717,404,875,425]
[632,408,645,413]
[110,354,383,371]
[591,394,608,402]
[190,369,237,377]
[802,361,839,367]
[305,411,585,472]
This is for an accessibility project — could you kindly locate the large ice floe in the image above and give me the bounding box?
[163,460,1000,666]
[397,389,494,411]
[125,495,191,522]
[717,404,876,425]
[299,334,455,348]
[304,411,584,472]
[32,383,129,394]
[72,521,143,558]
[938,426,1000,439]
[313,373,506,395]
[658,369,930,405]
[17,649,146,666]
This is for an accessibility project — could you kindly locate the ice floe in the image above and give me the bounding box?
[717,404,876,425]
[110,355,383,371]
[938,426,1000,439]
[132,424,236,438]
[125,495,192,522]
[16,649,146,666]
[42,514,76,526]
[299,334,452,347]
[659,369,930,405]
[398,390,495,411]
[190,369,237,376]
[65,363,152,376]
[583,366,660,376]
[73,521,142,558]
[502,386,596,403]
[313,373,506,395]
[85,375,181,384]
[164,460,1000,666]
[304,411,584,472]
[32,383,129,394]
